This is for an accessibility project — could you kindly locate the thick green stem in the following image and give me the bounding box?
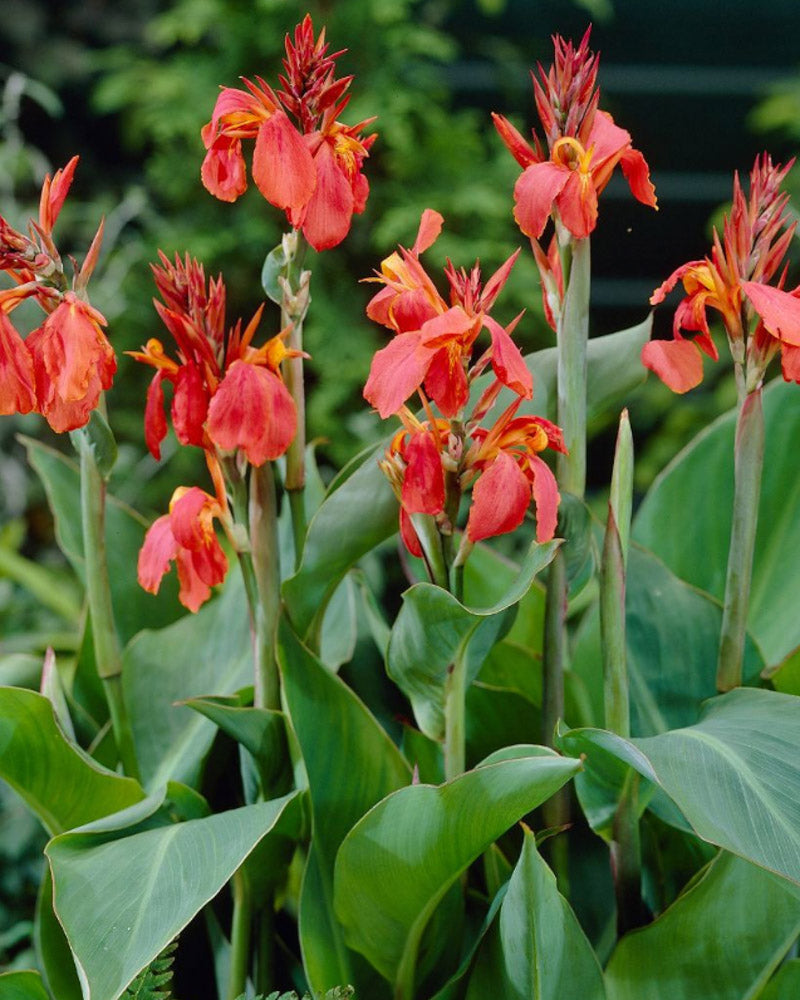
[227,869,252,1000]
[249,463,282,711]
[717,386,764,691]
[254,899,275,995]
[409,512,448,590]
[611,770,646,935]
[443,646,467,782]
[79,439,140,780]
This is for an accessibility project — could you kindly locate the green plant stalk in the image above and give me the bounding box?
[227,868,252,1000]
[249,462,282,712]
[282,236,309,570]
[611,770,646,935]
[541,235,590,879]
[443,642,467,782]
[409,512,448,590]
[79,437,140,781]
[717,385,764,691]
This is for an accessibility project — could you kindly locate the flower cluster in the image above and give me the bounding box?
[364,211,565,552]
[644,154,800,392]
[0,157,114,432]
[493,28,657,243]
[201,14,375,251]
[132,253,301,609]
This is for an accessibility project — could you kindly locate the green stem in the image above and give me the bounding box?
[249,463,282,711]
[611,770,646,935]
[282,235,309,569]
[254,898,275,995]
[443,645,467,782]
[227,868,252,1000]
[79,437,140,780]
[409,512,448,590]
[717,386,764,691]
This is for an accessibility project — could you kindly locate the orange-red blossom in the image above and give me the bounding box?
[0,157,114,432]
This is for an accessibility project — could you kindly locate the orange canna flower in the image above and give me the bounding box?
[138,486,229,613]
[493,28,656,241]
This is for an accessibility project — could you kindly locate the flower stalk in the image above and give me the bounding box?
[717,386,764,691]
[77,423,140,781]
[249,462,282,711]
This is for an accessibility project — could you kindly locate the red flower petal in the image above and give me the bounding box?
[363,331,430,418]
[138,515,179,596]
[484,315,532,399]
[466,451,531,542]
[175,548,213,613]
[207,360,297,465]
[424,346,469,418]
[301,139,355,251]
[513,161,570,239]
[201,137,248,203]
[492,113,538,169]
[402,431,445,515]
[781,344,800,383]
[0,312,36,415]
[171,362,209,448]
[528,453,560,543]
[252,110,316,212]
[742,281,800,348]
[620,146,658,209]
[641,338,705,393]
[556,168,598,239]
[411,209,444,256]
[399,506,423,558]
[144,370,169,460]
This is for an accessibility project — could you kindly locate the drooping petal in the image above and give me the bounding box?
[650,261,706,306]
[174,548,214,613]
[528,452,560,543]
[39,156,79,235]
[252,110,316,212]
[363,331,430,418]
[484,315,532,399]
[466,451,531,543]
[31,295,114,405]
[207,359,297,465]
[301,139,355,251]
[144,370,169,460]
[780,344,800,383]
[620,146,658,208]
[641,338,705,393]
[742,281,800,347]
[423,345,469,418]
[201,136,248,202]
[398,506,423,558]
[402,431,445,515]
[491,113,538,168]
[555,168,598,238]
[138,515,179,596]
[513,161,570,239]
[0,312,36,415]
[411,209,444,256]
[169,488,228,587]
[171,362,209,447]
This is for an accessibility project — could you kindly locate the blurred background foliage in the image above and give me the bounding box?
[1,0,799,971]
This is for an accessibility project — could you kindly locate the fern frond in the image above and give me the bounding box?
[234,986,354,1000]
[124,939,178,1000]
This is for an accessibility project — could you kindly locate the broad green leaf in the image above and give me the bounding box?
[71,409,118,480]
[333,747,582,993]
[387,540,559,740]
[35,868,82,1000]
[766,644,800,695]
[466,829,605,1000]
[48,792,303,1000]
[184,695,291,798]
[0,687,144,835]
[23,438,184,641]
[758,960,800,1000]
[561,688,800,887]
[122,573,251,790]
[571,544,764,734]
[0,972,49,1000]
[282,446,396,639]
[605,853,800,1000]
[277,619,410,997]
[633,378,800,667]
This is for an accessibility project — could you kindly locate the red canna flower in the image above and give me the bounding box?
[644,154,799,392]
[138,486,229,612]
[0,158,113,432]
[201,15,375,251]
[464,400,566,544]
[129,253,301,465]
[493,28,656,241]
[363,211,531,419]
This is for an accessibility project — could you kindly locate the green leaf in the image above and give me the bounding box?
[571,544,765,735]
[48,792,303,1000]
[277,618,410,997]
[22,437,184,642]
[758,960,800,1000]
[387,540,559,740]
[71,410,118,480]
[333,746,582,994]
[122,573,252,790]
[466,829,605,1000]
[605,853,800,1000]
[0,971,49,1000]
[561,688,800,887]
[261,242,289,304]
[183,695,291,799]
[35,868,82,1000]
[0,687,144,835]
[633,378,800,667]
[123,940,176,999]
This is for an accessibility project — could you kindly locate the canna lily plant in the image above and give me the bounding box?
[1,16,800,1000]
